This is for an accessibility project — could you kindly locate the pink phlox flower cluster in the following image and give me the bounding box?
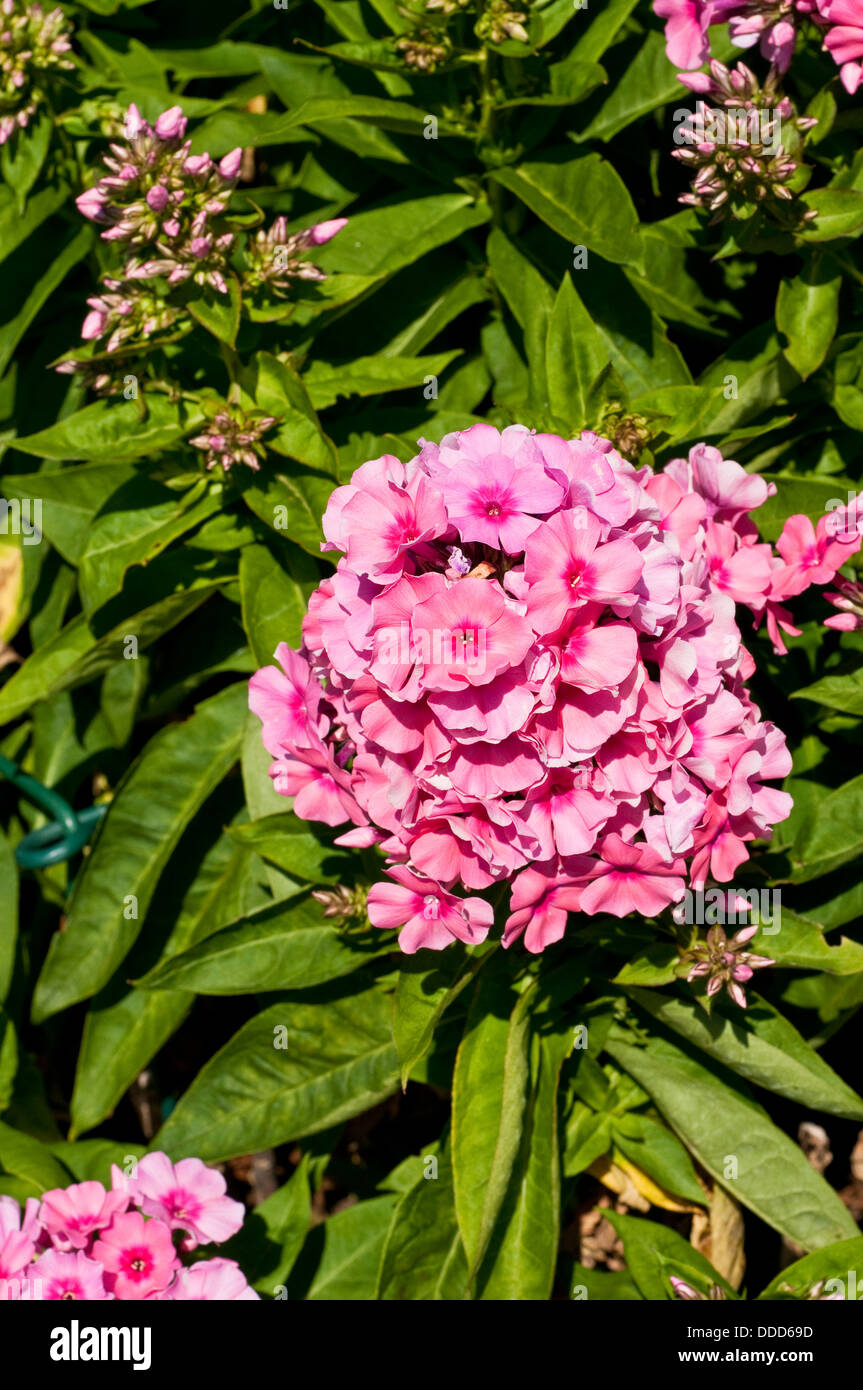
[75,103,242,297]
[66,103,347,388]
[654,0,863,93]
[249,425,861,955]
[0,0,74,145]
[0,1151,255,1300]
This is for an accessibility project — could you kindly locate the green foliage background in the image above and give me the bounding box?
[2,0,863,1300]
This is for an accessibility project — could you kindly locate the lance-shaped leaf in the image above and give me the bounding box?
[377,1150,468,1300]
[13,394,203,464]
[31,682,248,1021]
[606,1029,859,1250]
[452,965,534,1279]
[136,895,387,995]
[626,986,863,1121]
[152,981,400,1161]
[475,1028,570,1300]
[491,152,644,271]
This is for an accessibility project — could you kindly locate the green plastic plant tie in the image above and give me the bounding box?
[0,753,106,869]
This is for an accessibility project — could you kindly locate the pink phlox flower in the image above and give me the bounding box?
[367,865,493,951]
[163,1257,259,1300]
[129,1152,245,1251]
[38,1181,129,1253]
[91,1212,178,1301]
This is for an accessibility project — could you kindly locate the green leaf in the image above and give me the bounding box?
[70,823,270,1137]
[1,463,139,565]
[612,1112,705,1204]
[47,1140,146,1184]
[305,1195,398,1299]
[250,352,339,476]
[452,968,534,1279]
[304,352,461,410]
[377,1151,469,1299]
[0,183,69,269]
[475,1029,569,1300]
[311,194,490,286]
[758,1237,863,1299]
[182,276,242,345]
[1,111,51,206]
[225,814,351,883]
[393,948,486,1087]
[153,981,400,1161]
[0,828,18,1004]
[243,468,335,560]
[790,772,863,881]
[220,1157,311,1296]
[576,29,734,142]
[0,225,91,378]
[31,683,247,1021]
[755,472,855,543]
[490,152,644,271]
[613,944,679,987]
[799,189,863,242]
[776,255,841,378]
[136,895,384,995]
[545,273,611,429]
[603,1210,731,1301]
[0,1119,70,1198]
[570,1263,643,1300]
[606,1029,859,1250]
[793,668,863,717]
[486,227,554,419]
[563,1104,613,1177]
[239,543,308,664]
[626,987,863,1120]
[78,479,222,618]
[756,906,863,974]
[0,568,226,726]
[570,0,640,63]
[14,393,203,463]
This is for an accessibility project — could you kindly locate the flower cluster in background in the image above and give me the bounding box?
[61,103,347,396]
[673,60,818,220]
[656,0,863,93]
[190,403,277,474]
[0,0,74,146]
[0,1152,257,1300]
[75,103,242,296]
[656,0,863,221]
[249,425,861,964]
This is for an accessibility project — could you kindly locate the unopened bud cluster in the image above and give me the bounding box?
[395,0,530,72]
[60,103,348,403]
[241,216,347,297]
[680,922,775,1008]
[75,103,243,296]
[189,404,276,474]
[673,62,818,222]
[0,0,74,145]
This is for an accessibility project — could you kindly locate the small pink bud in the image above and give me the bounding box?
[155,106,187,140]
[184,154,211,176]
[146,184,170,212]
[125,104,146,139]
[76,187,107,221]
[307,217,348,246]
[162,218,181,238]
[190,236,212,258]
[218,147,243,179]
[81,309,106,340]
